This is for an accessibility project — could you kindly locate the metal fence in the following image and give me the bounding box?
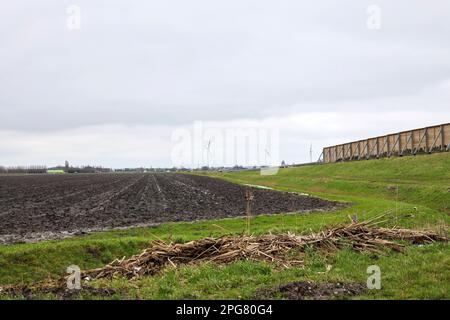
[322,123,450,163]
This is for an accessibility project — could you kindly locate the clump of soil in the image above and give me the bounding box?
[254,281,366,300]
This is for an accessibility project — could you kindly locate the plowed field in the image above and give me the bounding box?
[0,173,339,243]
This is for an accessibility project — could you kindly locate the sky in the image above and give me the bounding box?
[1,1,450,168]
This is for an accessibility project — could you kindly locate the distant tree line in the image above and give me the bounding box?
[0,165,113,174]
[72,166,113,173]
[114,167,176,173]
[0,165,47,174]
[55,165,113,174]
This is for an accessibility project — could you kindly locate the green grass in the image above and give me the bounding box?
[84,243,449,300]
[207,152,450,213]
[0,152,449,299]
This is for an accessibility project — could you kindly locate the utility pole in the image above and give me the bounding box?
[309,143,313,163]
[264,148,270,166]
[205,140,212,168]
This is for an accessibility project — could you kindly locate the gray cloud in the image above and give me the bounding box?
[0,1,449,165]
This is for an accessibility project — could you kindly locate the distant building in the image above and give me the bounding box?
[47,169,65,174]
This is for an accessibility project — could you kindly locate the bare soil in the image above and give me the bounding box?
[0,173,340,244]
[0,285,117,300]
[254,281,366,300]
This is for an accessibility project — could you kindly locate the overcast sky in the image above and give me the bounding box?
[1,1,450,168]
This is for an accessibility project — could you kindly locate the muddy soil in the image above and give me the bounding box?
[0,173,341,244]
[0,285,117,300]
[254,281,366,300]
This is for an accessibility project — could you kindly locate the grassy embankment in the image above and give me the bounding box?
[0,152,448,299]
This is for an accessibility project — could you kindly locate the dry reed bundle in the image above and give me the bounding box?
[81,216,447,280]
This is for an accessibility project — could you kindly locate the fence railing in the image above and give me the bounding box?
[322,123,450,163]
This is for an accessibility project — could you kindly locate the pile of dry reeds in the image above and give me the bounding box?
[81,216,447,280]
